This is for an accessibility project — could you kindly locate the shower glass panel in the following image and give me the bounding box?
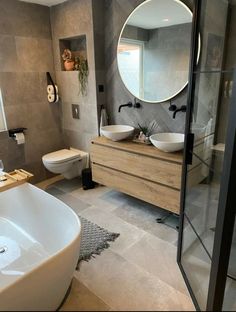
[181,70,231,310]
[178,0,236,310]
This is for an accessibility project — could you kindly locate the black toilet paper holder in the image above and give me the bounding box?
[46,72,58,103]
[9,128,27,138]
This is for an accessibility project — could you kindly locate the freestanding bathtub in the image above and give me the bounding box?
[0,183,81,311]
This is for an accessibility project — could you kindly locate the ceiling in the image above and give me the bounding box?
[127,0,192,29]
[19,0,67,6]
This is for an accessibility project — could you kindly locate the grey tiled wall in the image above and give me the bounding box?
[50,0,99,153]
[0,0,64,183]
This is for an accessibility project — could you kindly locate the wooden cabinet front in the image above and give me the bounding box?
[91,137,183,214]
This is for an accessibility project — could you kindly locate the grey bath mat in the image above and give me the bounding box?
[77,216,120,267]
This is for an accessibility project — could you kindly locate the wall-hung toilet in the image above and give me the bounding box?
[42,148,89,179]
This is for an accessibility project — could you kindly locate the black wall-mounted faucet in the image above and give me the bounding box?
[173,105,187,119]
[118,98,141,113]
[118,102,133,113]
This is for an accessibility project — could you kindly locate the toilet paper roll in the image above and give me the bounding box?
[14,133,25,145]
[48,94,59,103]
[47,85,58,94]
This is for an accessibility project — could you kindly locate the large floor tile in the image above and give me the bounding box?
[45,186,65,197]
[70,184,111,200]
[52,177,83,193]
[70,185,118,211]
[57,193,90,214]
[122,233,189,295]
[76,250,195,311]
[113,200,178,245]
[100,190,132,206]
[61,278,110,311]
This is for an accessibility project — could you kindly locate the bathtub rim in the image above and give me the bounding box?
[0,183,81,295]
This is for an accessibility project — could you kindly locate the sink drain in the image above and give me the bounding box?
[0,246,7,254]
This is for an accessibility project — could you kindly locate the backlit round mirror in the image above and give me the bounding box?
[117,0,193,103]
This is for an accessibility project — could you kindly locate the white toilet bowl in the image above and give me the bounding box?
[42,148,89,179]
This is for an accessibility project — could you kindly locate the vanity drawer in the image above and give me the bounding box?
[92,163,180,214]
[91,144,182,189]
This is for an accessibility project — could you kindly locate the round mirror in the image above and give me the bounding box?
[117,0,193,103]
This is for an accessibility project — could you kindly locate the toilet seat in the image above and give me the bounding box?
[42,149,81,164]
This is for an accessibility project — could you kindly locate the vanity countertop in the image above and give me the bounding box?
[92,137,183,164]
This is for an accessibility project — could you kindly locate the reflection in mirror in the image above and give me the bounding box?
[117,0,193,103]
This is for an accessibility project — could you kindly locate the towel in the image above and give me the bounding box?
[100,107,108,135]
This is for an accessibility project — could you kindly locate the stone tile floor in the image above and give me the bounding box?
[37,177,195,311]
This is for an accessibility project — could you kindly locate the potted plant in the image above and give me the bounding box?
[75,56,89,96]
[62,49,75,71]
[136,121,158,143]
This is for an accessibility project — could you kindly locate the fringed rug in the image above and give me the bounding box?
[77,216,120,268]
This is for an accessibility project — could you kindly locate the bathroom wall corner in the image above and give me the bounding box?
[50,0,100,153]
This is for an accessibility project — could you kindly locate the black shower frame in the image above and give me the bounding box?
[177,0,236,311]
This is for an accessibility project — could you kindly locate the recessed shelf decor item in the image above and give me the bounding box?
[59,35,89,96]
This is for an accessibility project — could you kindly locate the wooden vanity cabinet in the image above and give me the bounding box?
[91,137,183,214]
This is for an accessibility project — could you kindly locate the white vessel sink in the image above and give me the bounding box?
[100,125,134,141]
[150,133,185,152]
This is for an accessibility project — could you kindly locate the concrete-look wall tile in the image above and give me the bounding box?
[50,0,93,39]
[79,102,98,133]
[0,0,51,39]
[0,136,9,166]
[61,100,98,136]
[0,131,8,140]
[52,40,61,72]
[26,127,63,160]
[6,139,26,168]
[27,101,61,134]
[0,1,14,36]
[63,129,96,152]
[61,101,81,132]
[4,104,29,130]
[15,37,54,72]
[0,35,19,72]
[56,71,81,104]
[0,135,25,172]
[0,72,47,106]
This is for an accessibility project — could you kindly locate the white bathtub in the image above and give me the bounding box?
[0,183,81,311]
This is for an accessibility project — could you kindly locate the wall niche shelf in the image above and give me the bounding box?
[59,35,87,71]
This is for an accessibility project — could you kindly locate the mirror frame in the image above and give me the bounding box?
[117,0,199,104]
